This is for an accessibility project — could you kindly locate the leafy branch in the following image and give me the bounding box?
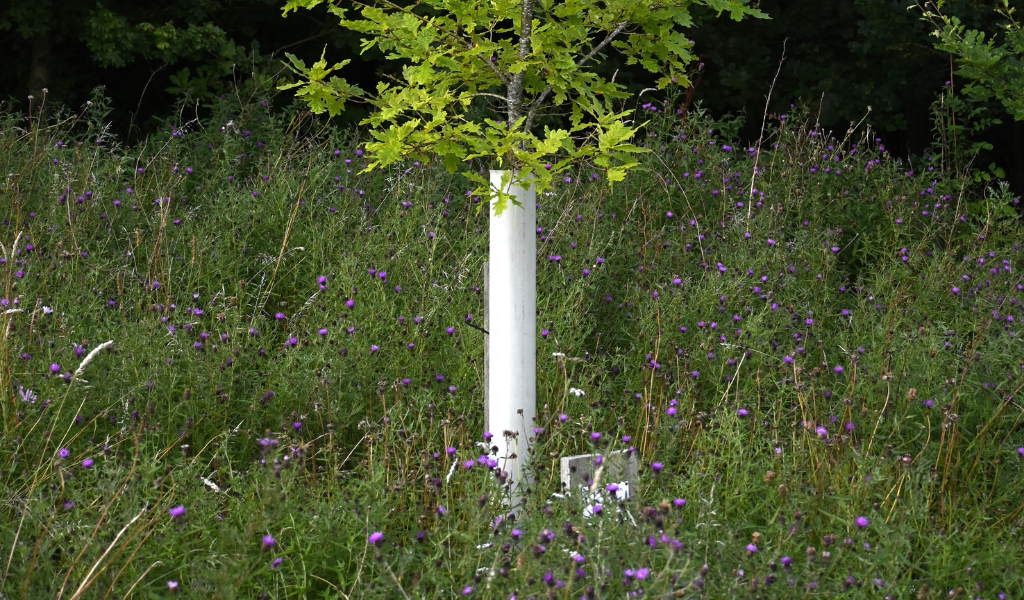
[281,0,766,213]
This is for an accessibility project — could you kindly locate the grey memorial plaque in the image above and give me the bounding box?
[559,450,638,505]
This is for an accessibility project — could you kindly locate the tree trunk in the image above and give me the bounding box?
[28,30,53,102]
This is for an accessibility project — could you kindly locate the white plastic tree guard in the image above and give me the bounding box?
[486,169,537,505]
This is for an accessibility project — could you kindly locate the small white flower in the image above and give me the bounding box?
[569,388,585,397]
[552,352,566,358]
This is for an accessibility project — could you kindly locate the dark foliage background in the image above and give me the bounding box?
[1,0,1021,191]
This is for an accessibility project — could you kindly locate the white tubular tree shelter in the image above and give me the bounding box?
[487,170,537,504]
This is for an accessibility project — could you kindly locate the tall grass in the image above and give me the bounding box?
[0,87,1022,599]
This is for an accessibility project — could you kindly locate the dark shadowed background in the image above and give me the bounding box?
[1,0,1020,192]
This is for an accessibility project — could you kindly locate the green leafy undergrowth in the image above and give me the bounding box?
[1,94,1022,599]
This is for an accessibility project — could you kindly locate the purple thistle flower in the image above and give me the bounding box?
[747,544,758,554]
[270,557,283,569]
[673,498,686,508]
[82,458,94,469]
[737,408,748,417]
[262,535,276,550]
[58,448,70,458]
[651,462,664,472]
[170,506,186,520]
[855,516,869,528]
[369,531,384,545]
[834,366,845,374]
[50,363,61,373]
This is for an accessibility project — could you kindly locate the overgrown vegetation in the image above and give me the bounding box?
[1,88,1022,598]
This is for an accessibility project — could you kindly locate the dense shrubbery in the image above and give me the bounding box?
[1,90,1022,598]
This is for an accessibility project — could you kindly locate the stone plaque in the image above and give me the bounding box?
[559,450,638,498]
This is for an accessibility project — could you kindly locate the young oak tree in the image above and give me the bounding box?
[281,0,765,212]
[282,0,763,502]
